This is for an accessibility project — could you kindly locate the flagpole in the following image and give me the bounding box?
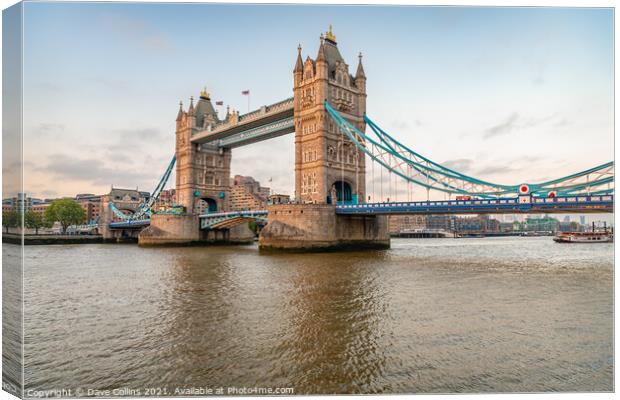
[242,89,250,113]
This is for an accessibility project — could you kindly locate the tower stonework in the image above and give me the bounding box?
[139,90,252,246]
[259,28,389,251]
[294,27,367,204]
[175,90,231,215]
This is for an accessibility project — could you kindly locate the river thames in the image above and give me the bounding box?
[13,237,613,394]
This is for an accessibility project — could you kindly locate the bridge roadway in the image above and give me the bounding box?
[108,219,151,230]
[109,194,613,230]
[336,194,613,215]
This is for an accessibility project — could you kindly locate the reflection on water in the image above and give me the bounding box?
[3,244,23,396]
[20,237,612,394]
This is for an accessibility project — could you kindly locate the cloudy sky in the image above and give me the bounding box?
[17,4,613,201]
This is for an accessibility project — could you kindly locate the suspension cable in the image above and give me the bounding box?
[395,168,398,202]
[371,153,375,202]
[380,153,384,202]
[326,101,613,198]
[341,121,345,203]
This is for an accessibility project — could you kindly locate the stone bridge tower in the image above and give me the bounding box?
[293,26,367,204]
[175,90,231,215]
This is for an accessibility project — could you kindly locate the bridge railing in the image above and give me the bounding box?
[199,210,268,219]
[199,210,268,230]
[210,97,294,133]
[217,117,294,147]
[531,195,613,204]
[336,194,613,213]
[108,219,151,229]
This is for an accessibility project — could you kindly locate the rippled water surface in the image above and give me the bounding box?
[20,237,613,394]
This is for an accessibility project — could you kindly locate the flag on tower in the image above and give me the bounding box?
[242,90,251,112]
[215,101,224,106]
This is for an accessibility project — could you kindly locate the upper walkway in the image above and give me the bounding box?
[191,97,294,148]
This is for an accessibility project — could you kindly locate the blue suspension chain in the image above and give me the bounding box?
[325,100,613,198]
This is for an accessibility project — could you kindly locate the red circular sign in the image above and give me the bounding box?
[548,191,556,198]
[519,184,529,194]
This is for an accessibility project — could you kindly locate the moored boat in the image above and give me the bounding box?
[553,231,613,243]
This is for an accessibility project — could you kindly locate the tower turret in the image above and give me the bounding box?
[188,96,195,117]
[355,52,366,93]
[315,34,328,80]
[294,45,303,72]
[176,101,184,121]
[316,34,326,62]
[294,44,304,86]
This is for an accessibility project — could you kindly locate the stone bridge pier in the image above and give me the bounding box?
[259,204,389,251]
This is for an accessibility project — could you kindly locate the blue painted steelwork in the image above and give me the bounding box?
[365,114,614,196]
[191,98,294,146]
[109,155,176,221]
[200,210,268,229]
[325,101,614,198]
[326,101,510,198]
[336,194,613,215]
[109,219,151,229]
[365,115,513,190]
[109,194,611,230]
[216,117,294,148]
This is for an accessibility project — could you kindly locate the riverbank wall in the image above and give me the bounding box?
[3,234,104,245]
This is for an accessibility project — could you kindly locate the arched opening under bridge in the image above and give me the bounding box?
[333,181,353,203]
[201,198,218,213]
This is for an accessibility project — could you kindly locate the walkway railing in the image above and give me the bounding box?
[336,195,613,215]
[199,210,268,229]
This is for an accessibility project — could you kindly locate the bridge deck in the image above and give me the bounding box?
[199,210,268,229]
[336,195,613,215]
[108,219,151,229]
[111,195,612,230]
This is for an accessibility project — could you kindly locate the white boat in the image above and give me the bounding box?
[553,231,613,243]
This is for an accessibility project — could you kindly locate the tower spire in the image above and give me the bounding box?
[356,52,366,79]
[294,44,303,73]
[188,96,195,116]
[316,34,326,63]
[176,101,184,121]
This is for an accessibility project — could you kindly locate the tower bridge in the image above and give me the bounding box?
[101,26,613,250]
